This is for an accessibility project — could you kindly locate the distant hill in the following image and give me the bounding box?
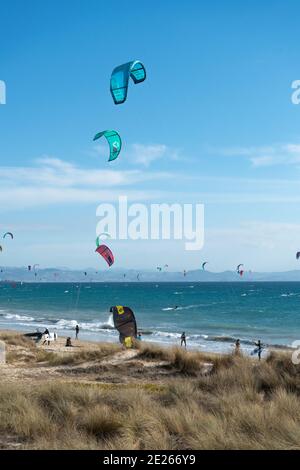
[1,267,300,282]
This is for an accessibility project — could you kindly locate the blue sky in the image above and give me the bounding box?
[1,0,300,271]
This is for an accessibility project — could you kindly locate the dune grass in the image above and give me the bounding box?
[0,332,120,366]
[35,343,121,366]
[0,331,34,348]
[1,343,300,449]
[137,343,215,375]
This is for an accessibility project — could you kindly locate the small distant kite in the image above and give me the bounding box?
[202,262,208,270]
[3,232,13,239]
[93,130,122,162]
[0,246,2,252]
[95,244,114,267]
[96,233,111,247]
[110,60,146,105]
[237,264,244,276]
[296,252,300,260]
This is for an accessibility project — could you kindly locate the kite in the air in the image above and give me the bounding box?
[202,262,208,270]
[0,246,2,252]
[110,60,146,105]
[3,232,13,239]
[93,130,121,162]
[95,244,114,267]
[237,264,244,276]
[296,252,300,260]
[96,233,111,247]
[110,305,137,348]
[157,267,162,271]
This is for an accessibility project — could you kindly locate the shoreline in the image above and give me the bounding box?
[0,325,295,356]
[1,281,298,355]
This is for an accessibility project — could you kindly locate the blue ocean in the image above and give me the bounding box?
[0,282,299,353]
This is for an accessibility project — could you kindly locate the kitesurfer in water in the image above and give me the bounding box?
[181,332,186,348]
[75,324,79,340]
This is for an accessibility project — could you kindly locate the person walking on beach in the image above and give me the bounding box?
[75,324,79,340]
[181,332,186,348]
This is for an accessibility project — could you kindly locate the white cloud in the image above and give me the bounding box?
[0,157,152,188]
[0,157,171,210]
[129,144,170,166]
[204,221,300,271]
[210,143,300,168]
[209,221,300,249]
[2,156,300,211]
[87,143,180,167]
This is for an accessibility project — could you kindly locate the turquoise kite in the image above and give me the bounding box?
[96,233,111,247]
[110,60,146,105]
[93,130,122,162]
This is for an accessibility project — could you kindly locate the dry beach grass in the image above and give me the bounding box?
[0,331,300,449]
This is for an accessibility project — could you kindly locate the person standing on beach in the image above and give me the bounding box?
[255,340,263,361]
[75,324,79,340]
[181,332,186,348]
[42,328,50,345]
[235,339,241,355]
[42,334,49,346]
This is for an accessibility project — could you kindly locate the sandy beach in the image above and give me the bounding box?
[0,329,213,387]
[1,329,300,450]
